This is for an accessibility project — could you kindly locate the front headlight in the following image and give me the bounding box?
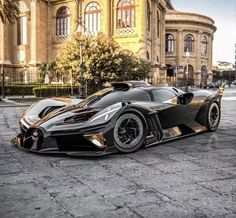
[88,102,122,125]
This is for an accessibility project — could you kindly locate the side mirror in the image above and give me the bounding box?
[177,93,194,105]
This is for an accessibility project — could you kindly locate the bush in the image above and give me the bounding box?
[0,85,81,97]
[0,85,37,96]
[33,86,80,97]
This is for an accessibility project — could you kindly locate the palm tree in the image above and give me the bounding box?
[0,0,19,24]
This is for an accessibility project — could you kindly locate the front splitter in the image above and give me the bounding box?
[11,134,119,157]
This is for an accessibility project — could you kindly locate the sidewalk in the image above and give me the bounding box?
[0,98,34,107]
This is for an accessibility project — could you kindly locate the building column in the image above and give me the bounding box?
[72,0,79,32]
[207,35,213,83]
[159,10,165,65]
[0,21,12,93]
[176,29,183,66]
[29,0,41,81]
[47,0,52,61]
[136,0,147,58]
[140,0,147,39]
[0,23,11,65]
[208,35,213,70]
[150,2,156,84]
[196,31,202,71]
[159,9,166,82]
[110,0,114,36]
[195,31,202,86]
[102,0,111,36]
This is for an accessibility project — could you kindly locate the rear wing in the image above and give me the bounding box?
[215,82,226,105]
[216,82,225,97]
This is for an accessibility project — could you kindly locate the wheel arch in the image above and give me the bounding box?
[195,96,219,127]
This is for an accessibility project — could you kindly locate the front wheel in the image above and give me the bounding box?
[113,113,146,153]
[206,101,221,131]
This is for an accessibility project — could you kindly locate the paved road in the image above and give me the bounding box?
[0,88,236,218]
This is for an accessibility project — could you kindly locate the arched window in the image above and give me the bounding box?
[147,0,151,32]
[56,7,70,39]
[165,34,175,54]
[201,36,208,56]
[85,2,101,35]
[157,10,160,38]
[117,0,135,29]
[184,34,194,53]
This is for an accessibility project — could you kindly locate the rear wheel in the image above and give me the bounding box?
[113,113,146,153]
[206,101,220,131]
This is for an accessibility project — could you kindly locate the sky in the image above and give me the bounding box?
[172,0,236,64]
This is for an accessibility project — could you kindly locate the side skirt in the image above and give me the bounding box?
[145,130,208,148]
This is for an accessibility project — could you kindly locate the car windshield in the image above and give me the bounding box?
[76,88,151,108]
[76,88,113,108]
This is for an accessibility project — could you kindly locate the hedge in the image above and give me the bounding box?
[0,85,81,97]
[33,86,80,97]
[0,85,37,96]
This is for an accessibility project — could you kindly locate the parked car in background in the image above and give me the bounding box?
[204,82,221,89]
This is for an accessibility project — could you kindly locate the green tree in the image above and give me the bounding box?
[56,33,151,86]
[0,0,19,23]
[38,61,57,84]
[116,51,152,81]
[56,38,86,83]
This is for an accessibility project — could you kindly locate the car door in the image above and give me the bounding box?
[151,88,194,129]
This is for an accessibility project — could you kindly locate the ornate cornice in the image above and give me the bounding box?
[166,20,217,33]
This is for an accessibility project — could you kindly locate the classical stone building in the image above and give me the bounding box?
[0,0,216,86]
[165,9,216,87]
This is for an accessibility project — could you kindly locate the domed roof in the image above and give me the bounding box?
[165,9,216,32]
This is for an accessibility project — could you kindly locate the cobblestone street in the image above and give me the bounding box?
[0,88,236,218]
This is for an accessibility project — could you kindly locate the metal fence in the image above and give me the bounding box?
[1,72,196,99]
[156,77,195,88]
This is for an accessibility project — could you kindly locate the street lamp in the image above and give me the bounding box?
[17,51,26,98]
[228,70,231,87]
[74,17,87,98]
[70,69,73,96]
[175,65,179,87]
[185,49,190,92]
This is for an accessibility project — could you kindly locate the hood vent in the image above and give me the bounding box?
[64,110,97,124]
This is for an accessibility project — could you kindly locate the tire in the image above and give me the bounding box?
[113,112,146,153]
[206,101,221,131]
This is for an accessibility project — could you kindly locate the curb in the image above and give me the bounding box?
[0,98,32,108]
[0,104,31,108]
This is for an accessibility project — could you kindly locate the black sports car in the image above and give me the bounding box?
[12,81,225,156]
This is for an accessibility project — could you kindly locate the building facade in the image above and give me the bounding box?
[0,0,216,87]
[165,9,216,87]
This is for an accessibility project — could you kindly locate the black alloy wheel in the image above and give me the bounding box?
[113,113,146,153]
[206,101,220,131]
